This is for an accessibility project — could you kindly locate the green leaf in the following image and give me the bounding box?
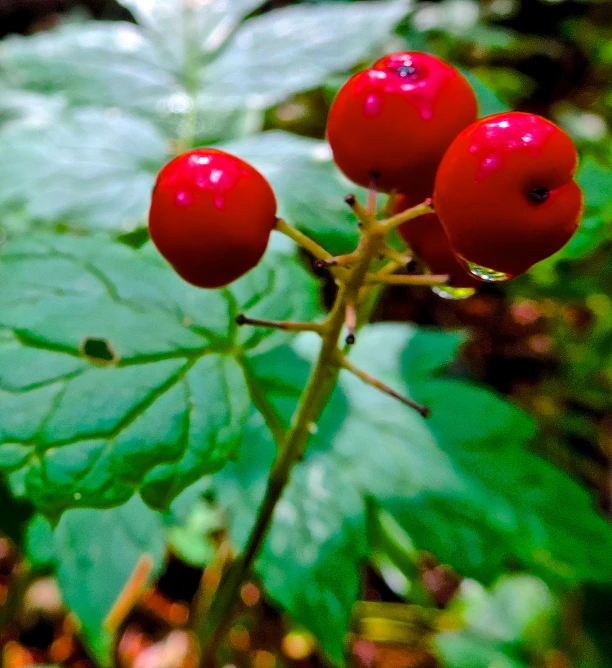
[221,131,363,255]
[0,234,319,517]
[0,18,262,144]
[0,0,408,235]
[167,499,223,568]
[205,1,410,108]
[214,321,612,663]
[0,107,168,232]
[452,575,557,651]
[398,325,612,584]
[462,69,509,116]
[27,496,166,662]
[0,23,174,117]
[116,0,266,70]
[557,215,609,260]
[577,156,612,213]
[25,513,56,568]
[436,631,528,668]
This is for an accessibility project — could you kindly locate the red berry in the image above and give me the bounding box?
[396,194,480,291]
[149,149,277,288]
[434,112,583,279]
[326,51,478,196]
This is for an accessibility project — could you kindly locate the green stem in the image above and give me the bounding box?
[197,229,385,663]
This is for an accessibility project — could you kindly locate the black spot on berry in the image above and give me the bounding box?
[528,187,550,203]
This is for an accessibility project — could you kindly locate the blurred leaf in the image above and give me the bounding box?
[0,1,409,235]
[0,16,264,142]
[558,215,609,260]
[436,631,528,668]
[25,513,55,569]
[0,107,167,232]
[452,575,557,651]
[0,234,319,517]
[577,156,612,214]
[26,496,166,662]
[116,0,267,70]
[0,23,174,117]
[204,1,410,109]
[398,325,612,585]
[221,131,363,254]
[462,69,509,116]
[167,499,223,567]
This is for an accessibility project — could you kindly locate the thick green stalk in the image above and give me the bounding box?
[197,228,386,663]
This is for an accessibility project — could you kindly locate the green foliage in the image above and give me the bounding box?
[1,0,612,666]
[0,234,320,517]
[0,0,408,234]
[26,497,166,661]
[214,324,612,662]
[437,574,558,668]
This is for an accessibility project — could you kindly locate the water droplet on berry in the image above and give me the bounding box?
[397,65,419,78]
[460,257,513,282]
[432,286,477,300]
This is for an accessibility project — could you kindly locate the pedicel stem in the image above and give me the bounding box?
[196,193,437,663]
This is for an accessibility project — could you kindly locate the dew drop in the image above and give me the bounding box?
[397,65,418,78]
[460,257,513,282]
[432,286,477,300]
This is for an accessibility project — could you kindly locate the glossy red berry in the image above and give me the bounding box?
[149,149,277,288]
[434,112,583,279]
[326,51,478,196]
[396,194,480,292]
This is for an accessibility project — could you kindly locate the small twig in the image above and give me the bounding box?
[345,194,377,230]
[336,353,430,418]
[382,246,415,270]
[365,273,450,287]
[382,190,398,219]
[367,173,379,216]
[314,251,359,270]
[380,198,434,232]
[104,554,154,632]
[345,301,357,345]
[236,314,325,334]
[274,218,336,264]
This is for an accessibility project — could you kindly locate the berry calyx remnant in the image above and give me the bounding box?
[149,149,277,288]
[326,51,478,197]
[434,112,583,280]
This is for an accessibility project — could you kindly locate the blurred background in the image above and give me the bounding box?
[1,0,612,667]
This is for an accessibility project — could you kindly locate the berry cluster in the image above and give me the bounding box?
[327,51,583,293]
[148,51,583,297]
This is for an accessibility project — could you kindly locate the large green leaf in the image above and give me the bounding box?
[0,23,174,117]
[26,496,166,663]
[0,233,320,517]
[214,322,612,665]
[0,1,409,233]
[205,1,410,108]
[116,0,267,70]
[0,107,168,232]
[396,325,612,584]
